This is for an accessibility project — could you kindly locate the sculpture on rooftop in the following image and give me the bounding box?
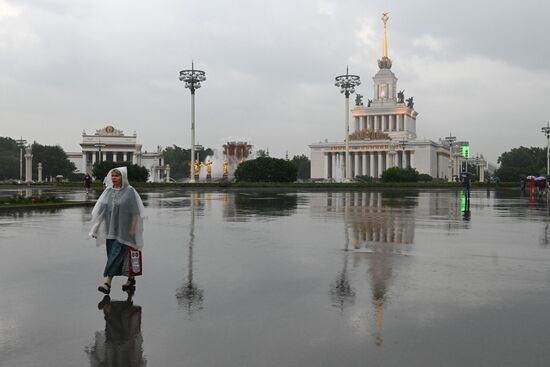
[355,94,364,106]
[397,90,405,103]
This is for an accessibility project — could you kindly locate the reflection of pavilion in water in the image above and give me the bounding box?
[222,192,299,222]
[326,191,418,346]
[325,192,416,249]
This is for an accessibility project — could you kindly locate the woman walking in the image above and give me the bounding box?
[89,167,146,294]
[84,173,92,194]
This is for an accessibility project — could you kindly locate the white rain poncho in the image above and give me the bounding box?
[89,167,146,250]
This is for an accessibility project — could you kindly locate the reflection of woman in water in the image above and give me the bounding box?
[89,167,146,294]
[86,292,146,367]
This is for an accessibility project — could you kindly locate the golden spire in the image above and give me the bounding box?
[382,12,389,58]
[378,12,392,69]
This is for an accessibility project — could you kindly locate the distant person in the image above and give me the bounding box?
[537,177,547,197]
[89,167,146,294]
[493,176,500,190]
[529,177,536,196]
[462,173,471,196]
[520,176,526,194]
[84,173,92,194]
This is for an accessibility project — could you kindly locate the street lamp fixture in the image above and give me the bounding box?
[541,122,550,175]
[94,141,106,163]
[180,62,206,183]
[15,137,27,182]
[335,67,361,180]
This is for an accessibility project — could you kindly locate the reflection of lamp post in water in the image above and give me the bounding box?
[335,67,361,181]
[176,193,204,315]
[179,62,206,183]
[330,218,355,312]
[15,137,27,182]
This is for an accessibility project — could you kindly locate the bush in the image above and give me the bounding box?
[381,167,420,182]
[92,161,149,182]
[234,157,297,182]
[418,173,433,182]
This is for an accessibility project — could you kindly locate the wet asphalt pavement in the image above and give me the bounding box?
[1,188,550,366]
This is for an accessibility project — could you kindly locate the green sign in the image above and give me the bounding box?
[461,146,470,158]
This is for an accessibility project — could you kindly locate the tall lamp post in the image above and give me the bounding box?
[445,133,456,181]
[542,122,550,175]
[180,62,206,183]
[15,137,27,182]
[335,67,361,181]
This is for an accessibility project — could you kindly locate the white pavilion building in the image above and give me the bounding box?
[310,15,451,181]
[66,125,168,182]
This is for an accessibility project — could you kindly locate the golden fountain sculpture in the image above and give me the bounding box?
[205,159,212,179]
[222,160,228,177]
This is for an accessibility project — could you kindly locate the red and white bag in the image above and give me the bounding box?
[128,247,143,276]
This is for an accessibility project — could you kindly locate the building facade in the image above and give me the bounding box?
[67,125,167,182]
[310,15,451,181]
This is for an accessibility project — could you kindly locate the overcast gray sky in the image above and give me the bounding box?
[1,0,549,163]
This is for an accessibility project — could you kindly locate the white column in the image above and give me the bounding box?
[410,151,415,169]
[92,152,96,165]
[24,147,33,183]
[354,153,360,177]
[378,152,384,177]
[361,116,367,130]
[370,153,375,177]
[324,153,330,179]
[390,115,395,131]
[374,115,379,131]
[332,153,337,179]
[113,152,118,162]
[354,117,360,133]
[400,114,405,131]
[362,153,368,177]
[479,163,485,182]
[123,152,128,162]
[102,152,106,161]
[82,152,87,173]
[37,162,43,183]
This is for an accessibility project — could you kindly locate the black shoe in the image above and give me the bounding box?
[98,283,111,294]
[122,277,136,291]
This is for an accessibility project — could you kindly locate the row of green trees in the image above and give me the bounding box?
[495,146,546,182]
[0,137,76,180]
